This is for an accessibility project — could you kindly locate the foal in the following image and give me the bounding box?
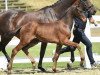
[7,5,86,73]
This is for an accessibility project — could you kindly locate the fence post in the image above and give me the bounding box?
[5,0,8,11]
[84,19,91,68]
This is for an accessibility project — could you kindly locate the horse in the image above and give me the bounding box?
[7,4,86,73]
[0,0,96,71]
[0,0,79,71]
[0,0,77,64]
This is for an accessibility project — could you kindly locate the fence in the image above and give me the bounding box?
[0,15,100,70]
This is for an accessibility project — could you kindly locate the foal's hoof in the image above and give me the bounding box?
[77,46,81,50]
[52,68,57,72]
[7,63,12,74]
[80,62,84,68]
[32,62,36,70]
[38,67,46,72]
[7,70,11,74]
[32,65,36,70]
[67,63,72,70]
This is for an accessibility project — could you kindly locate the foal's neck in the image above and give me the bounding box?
[61,8,74,29]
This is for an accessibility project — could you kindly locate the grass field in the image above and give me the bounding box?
[0,42,99,58]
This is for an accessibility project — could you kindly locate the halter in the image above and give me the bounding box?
[80,0,93,11]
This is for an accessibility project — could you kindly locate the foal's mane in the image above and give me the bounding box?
[58,5,77,20]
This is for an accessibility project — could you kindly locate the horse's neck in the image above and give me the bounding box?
[51,0,76,18]
[61,9,74,30]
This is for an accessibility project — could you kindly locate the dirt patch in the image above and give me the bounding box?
[0,68,100,75]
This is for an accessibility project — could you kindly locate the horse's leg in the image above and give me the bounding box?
[0,35,13,62]
[38,42,47,72]
[67,51,75,70]
[70,51,75,63]
[52,44,62,72]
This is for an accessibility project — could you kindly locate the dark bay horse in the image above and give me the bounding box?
[0,0,76,62]
[7,5,86,73]
[0,0,96,71]
[0,0,78,71]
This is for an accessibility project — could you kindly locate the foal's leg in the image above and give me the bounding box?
[22,49,36,69]
[63,39,85,67]
[7,36,35,73]
[78,48,85,67]
[52,39,81,72]
[7,42,25,74]
[52,44,62,72]
[64,39,81,50]
[21,41,48,72]
[21,39,40,69]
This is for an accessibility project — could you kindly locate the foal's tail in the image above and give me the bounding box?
[8,26,22,36]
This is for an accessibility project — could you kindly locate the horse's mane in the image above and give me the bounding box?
[40,0,70,10]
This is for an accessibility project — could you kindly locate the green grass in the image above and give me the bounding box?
[0,42,99,58]
[13,62,79,69]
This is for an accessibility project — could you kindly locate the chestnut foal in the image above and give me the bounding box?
[7,5,86,73]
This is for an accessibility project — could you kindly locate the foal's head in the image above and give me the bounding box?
[72,5,86,22]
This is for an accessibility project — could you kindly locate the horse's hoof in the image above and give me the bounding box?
[38,67,46,72]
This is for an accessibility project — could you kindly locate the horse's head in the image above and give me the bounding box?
[73,0,96,15]
[73,5,86,22]
[79,0,96,15]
